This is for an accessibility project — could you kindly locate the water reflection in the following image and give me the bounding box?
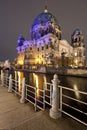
[73,84,80,99]
[15,71,87,101]
[15,71,23,93]
[15,71,87,123]
[33,73,39,96]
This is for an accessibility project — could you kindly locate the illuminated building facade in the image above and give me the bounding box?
[71,29,85,67]
[16,7,85,70]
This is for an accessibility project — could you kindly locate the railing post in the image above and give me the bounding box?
[1,70,4,87]
[50,84,53,105]
[43,89,45,110]
[35,87,37,111]
[60,86,62,111]
[15,71,18,94]
[8,74,12,92]
[20,78,25,103]
[50,74,61,119]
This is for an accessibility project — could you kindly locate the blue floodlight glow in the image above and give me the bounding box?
[30,11,61,40]
[17,35,25,46]
[31,12,58,28]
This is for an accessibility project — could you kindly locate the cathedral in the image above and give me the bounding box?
[16,6,85,70]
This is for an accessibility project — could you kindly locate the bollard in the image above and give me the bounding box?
[50,74,61,119]
[8,74,12,92]
[1,70,4,87]
[20,78,25,103]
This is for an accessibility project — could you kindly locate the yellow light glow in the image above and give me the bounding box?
[18,60,23,65]
[17,55,24,65]
[73,84,80,99]
[43,76,47,89]
[17,71,23,93]
[74,52,77,56]
[33,73,39,97]
[35,57,42,64]
[74,59,78,65]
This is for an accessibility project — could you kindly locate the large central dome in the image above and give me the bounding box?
[32,11,58,28]
[30,8,61,40]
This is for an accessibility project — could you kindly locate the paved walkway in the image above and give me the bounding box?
[0,85,87,130]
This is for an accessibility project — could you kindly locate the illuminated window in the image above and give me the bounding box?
[30,47,32,50]
[42,46,44,50]
[46,45,48,49]
[74,52,77,56]
[37,48,39,51]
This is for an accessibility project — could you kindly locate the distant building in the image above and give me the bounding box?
[16,6,85,70]
[0,61,4,68]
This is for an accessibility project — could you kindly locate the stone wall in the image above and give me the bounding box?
[67,69,87,76]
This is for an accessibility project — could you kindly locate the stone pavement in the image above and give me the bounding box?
[0,85,87,130]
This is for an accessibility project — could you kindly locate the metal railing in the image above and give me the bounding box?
[59,85,87,126]
[0,74,87,126]
[44,82,87,126]
[12,79,21,96]
[3,75,9,87]
[0,75,1,83]
[25,84,45,111]
[43,82,52,107]
[45,83,87,126]
[2,75,21,96]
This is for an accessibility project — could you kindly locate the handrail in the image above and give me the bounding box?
[25,83,45,110]
[1,74,87,126]
[63,94,87,105]
[59,85,87,95]
[62,102,87,115]
[44,82,87,126]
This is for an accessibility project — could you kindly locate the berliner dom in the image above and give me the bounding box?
[16,6,86,70]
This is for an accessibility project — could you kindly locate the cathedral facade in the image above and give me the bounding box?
[16,7,85,70]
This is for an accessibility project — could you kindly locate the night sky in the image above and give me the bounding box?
[0,0,87,62]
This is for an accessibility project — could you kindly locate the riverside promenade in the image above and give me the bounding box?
[0,84,87,130]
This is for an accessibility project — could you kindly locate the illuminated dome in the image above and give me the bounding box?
[30,8,61,40]
[71,29,84,45]
[72,29,82,37]
[32,12,58,28]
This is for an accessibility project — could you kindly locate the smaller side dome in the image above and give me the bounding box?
[71,29,84,46]
[17,35,25,46]
[72,29,82,37]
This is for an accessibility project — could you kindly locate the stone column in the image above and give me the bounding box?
[20,78,25,103]
[8,74,12,92]
[1,70,4,86]
[50,74,61,119]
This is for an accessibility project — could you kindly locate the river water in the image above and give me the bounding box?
[14,71,87,124]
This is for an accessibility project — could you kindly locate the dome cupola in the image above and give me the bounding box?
[30,6,61,40]
[71,29,84,46]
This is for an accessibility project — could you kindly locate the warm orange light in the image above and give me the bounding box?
[73,84,80,99]
[74,59,78,65]
[17,54,24,65]
[74,52,77,56]
[17,71,23,93]
[18,60,23,65]
[35,57,42,64]
[33,73,39,97]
